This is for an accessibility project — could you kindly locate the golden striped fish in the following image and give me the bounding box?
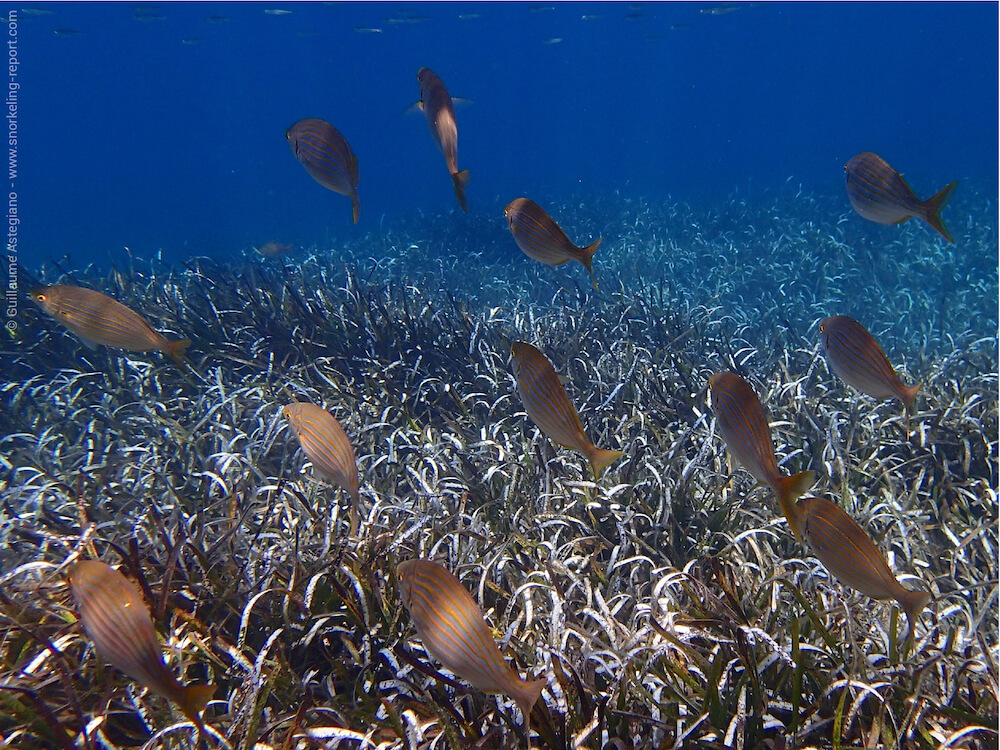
[819,315,920,410]
[708,372,815,540]
[284,401,360,534]
[797,496,931,635]
[30,285,190,369]
[844,151,957,243]
[397,559,546,723]
[68,560,214,730]
[511,341,623,479]
[286,118,361,224]
[417,67,470,212]
[504,197,603,290]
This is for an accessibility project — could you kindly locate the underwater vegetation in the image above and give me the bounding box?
[0,188,996,749]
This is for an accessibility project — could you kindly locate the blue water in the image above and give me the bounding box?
[15,1,999,268]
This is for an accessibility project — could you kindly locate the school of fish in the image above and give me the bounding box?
[28,65,963,739]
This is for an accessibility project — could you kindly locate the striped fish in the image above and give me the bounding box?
[417,67,470,212]
[396,559,546,723]
[284,402,360,534]
[708,372,815,540]
[844,151,957,243]
[68,560,214,730]
[504,198,603,290]
[30,285,191,369]
[819,315,920,410]
[797,496,931,636]
[286,118,361,224]
[511,341,623,479]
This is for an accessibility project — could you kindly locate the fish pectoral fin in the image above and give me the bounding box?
[403,101,424,116]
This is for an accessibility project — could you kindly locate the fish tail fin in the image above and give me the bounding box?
[179,682,214,726]
[775,470,816,541]
[514,677,547,725]
[579,237,603,290]
[452,169,470,212]
[588,447,624,480]
[351,192,361,224]
[163,339,192,370]
[922,180,958,243]
[900,381,921,411]
[900,587,931,638]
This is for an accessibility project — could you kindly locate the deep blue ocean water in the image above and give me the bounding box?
[13,1,998,270]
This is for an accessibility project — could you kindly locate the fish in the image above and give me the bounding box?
[844,151,957,243]
[396,559,546,723]
[284,402,360,534]
[30,285,191,369]
[797,496,931,636]
[264,8,292,15]
[708,372,815,540]
[700,5,743,15]
[255,241,292,258]
[511,341,623,479]
[819,315,921,410]
[68,560,214,730]
[504,197,603,290]
[286,118,361,224]
[416,67,470,212]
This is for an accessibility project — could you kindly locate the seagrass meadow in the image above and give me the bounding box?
[0,188,997,749]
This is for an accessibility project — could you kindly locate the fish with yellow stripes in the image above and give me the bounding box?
[397,558,546,723]
[819,315,921,411]
[797,496,931,636]
[708,372,815,539]
[511,341,623,479]
[504,197,603,290]
[68,560,214,731]
[30,285,190,368]
[286,118,361,224]
[284,401,360,534]
[844,151,957,243]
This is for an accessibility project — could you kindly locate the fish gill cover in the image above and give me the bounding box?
[1,3,997,749]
